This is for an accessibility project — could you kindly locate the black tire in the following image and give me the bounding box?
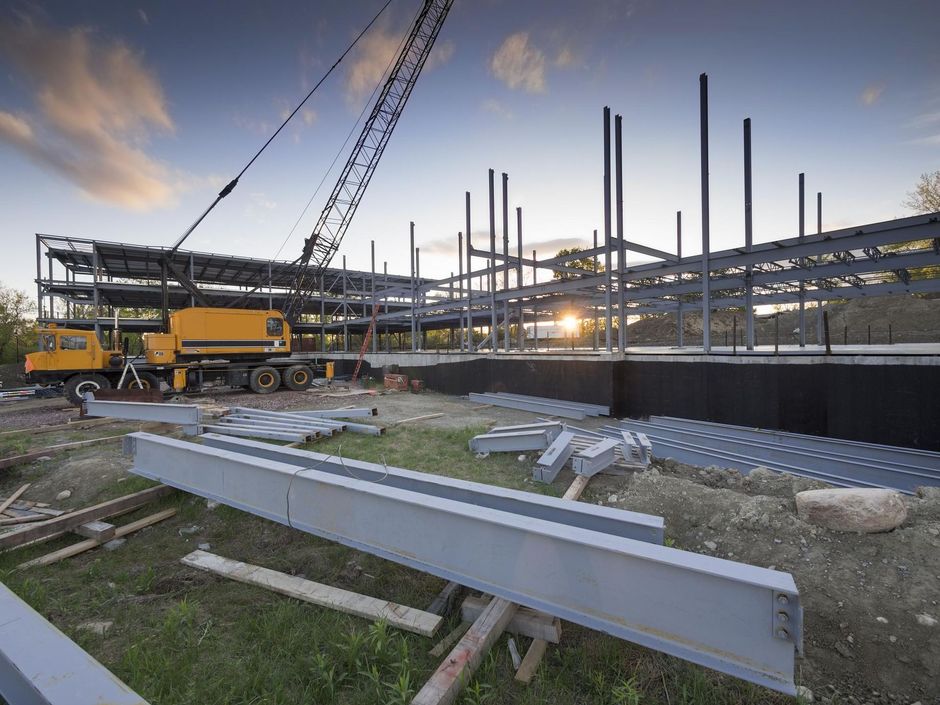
[126,371,162,392]
[249,366,281,394]
[282,364,313,391]
[64,373,112,406]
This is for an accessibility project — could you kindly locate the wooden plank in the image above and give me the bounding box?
[427,580,463,617]
[460,596,561,643]
[514,637,548,684]
[412,597,517,705]
[428,622,470,657]
[562,474,591,501]
[0,417,115,437]
[0,485,173,550]
[180,550,443,637]
[17,508,177,569]
[0,434,127,470]
[72,520,116,542]
[0,484,31,516]
[392,413,444,426]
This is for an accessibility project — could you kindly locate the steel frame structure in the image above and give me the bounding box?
[126,431,802,694]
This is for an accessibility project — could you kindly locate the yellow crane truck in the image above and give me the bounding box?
[25,308,333,405]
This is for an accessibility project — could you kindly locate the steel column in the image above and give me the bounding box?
[615,113,626,352]
[488,169,498,350]
[699,73,711,352]
[743,118,754,350]
[603,106,613,352]
[502,171,510,352]
[676,211,684,347]
[798,173,806,347]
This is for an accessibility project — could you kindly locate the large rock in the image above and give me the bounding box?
[795,488,907,533]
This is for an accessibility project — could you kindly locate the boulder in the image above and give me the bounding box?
[795,488,907,533]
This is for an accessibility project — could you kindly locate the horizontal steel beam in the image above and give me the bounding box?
[572,437,621,477]
[492,392,609,416]
[469,430,551,453]
[534,430,576,483]
[125,433,800,694]
[285,408,377,418]
[199,424,309,442]
[84,395,201,435]
[468,393,587,420]
[198,433,663,543]
[0,582,148,704]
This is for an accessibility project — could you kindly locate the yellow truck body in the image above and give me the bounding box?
[144,308,290,363]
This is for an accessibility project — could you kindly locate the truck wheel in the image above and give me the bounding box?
[126,371,162,392]
[249,366,281,394]
[282,364,313,391]
[64,374,112,406]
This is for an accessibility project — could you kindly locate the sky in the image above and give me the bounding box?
[0,0,938,299]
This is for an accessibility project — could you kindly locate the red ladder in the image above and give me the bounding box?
[352,302,384,383]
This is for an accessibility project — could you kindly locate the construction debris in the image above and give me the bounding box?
[795,488,908,533]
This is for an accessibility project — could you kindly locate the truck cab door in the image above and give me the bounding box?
[55,333,98,371]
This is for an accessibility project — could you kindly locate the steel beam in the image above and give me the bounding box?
[534,430,576,483]
[218,416,330,437]
[285,408,377,418]
[469,430,551,453]
[0,582,148,705]
[492,393,609,416]
[489,422,565,442]
[83,395,200,435]
[572,437,621,477]
[199,424,308,442]
[125,433,801,694]
[468,393,586,420]
[197,433,664,543]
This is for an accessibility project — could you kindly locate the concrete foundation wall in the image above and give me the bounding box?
[334,353,940,450]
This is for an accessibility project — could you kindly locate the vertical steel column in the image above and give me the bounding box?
[46,252,54,320]
[516,206,524,350]
[502,172,510,352]
[615,113,626,352]
[798,173,806,348]
[190,253,197,308]
[603,107,613,353]
[159,259,168,330]
[342,256,349,352]
[699,74,711,353]
[458,232,464,351]
[384,262,389,351]
[319,275,326,352]
[416,247,422,349]
[676,212,683,348]
[410,222,417,352]
[532,249,538,349]
[465,191,472,351]
[268,261,273,310]
[35,235,43,320]
[488,169,498,351]
[371,240,377,353]
[743,118,754,350]
[816,191,824,346]
[593,229,599,351]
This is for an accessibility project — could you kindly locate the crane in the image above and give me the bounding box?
[280,0,452,326]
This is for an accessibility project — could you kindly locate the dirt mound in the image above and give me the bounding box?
[589,462,940,704]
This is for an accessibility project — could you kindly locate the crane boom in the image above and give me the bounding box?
[281,0,453,327]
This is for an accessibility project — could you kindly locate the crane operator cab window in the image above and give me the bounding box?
[267,317,284,336]
[39,334,56,352]
[59,335,88,350]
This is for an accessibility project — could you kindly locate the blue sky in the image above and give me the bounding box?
[0,0,938,298]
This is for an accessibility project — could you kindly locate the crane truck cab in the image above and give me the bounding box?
[25,324,125,403]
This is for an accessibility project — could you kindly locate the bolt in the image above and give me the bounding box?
[776,628,790,639]
[777,611,790,623]
[777,594,790,605]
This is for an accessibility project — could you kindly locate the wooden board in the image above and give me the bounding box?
[514,637,548,683]
[460,596,561,643]
[0,434,127,470]
[18,508,177,569]
[412,597,517,705]
[0,484,31,516]
[180,550,443,637]
[0,485,173,550]
[426,580,463,617]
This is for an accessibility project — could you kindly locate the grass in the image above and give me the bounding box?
[0,424,797,704]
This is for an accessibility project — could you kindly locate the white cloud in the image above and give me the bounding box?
[137,8,149,25]
[553,47,579,69]
[301,107,317,126]
[0,16,176,210]
[481,98,513,120]
[425,39,455,71]
[860,82,885,106]
[345,25,401,107]
[490,32,546,93]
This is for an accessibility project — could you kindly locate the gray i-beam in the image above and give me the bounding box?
[798,173,806,347]
[502,171,510,352]
[603,106,613,352]
[700,73,711,353]
[465,191,472,351]
[125,433,802,695]
[817,191,824,346]
[488,169,498,350]
[744,118,755,350]
[615,113,626,352]
[676,211,684,347]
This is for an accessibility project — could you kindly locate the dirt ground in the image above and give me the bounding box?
[0,387,937,704]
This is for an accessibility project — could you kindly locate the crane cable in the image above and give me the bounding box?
[168,0,395,255]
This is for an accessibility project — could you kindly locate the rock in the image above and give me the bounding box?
[55,490,71,501]
[608,494,619,503]
[795,488,907,533]
[704,540,718,551]
[517,454,527,462]
[876,616,888,624]
[915,613,937,627]
[36,456,52,462]
[834,640,853,659]
[796,685,814,702]
[78,620,113,635]
[206,500,220,510]
[178,525,201,537]
[103,538,126,551]
[197,542,211,551]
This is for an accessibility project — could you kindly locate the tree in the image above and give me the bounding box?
[903,171,940,214]
[0,283,34,364]
[552,247,604,280]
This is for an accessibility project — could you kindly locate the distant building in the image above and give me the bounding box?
[523,323,570,340]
